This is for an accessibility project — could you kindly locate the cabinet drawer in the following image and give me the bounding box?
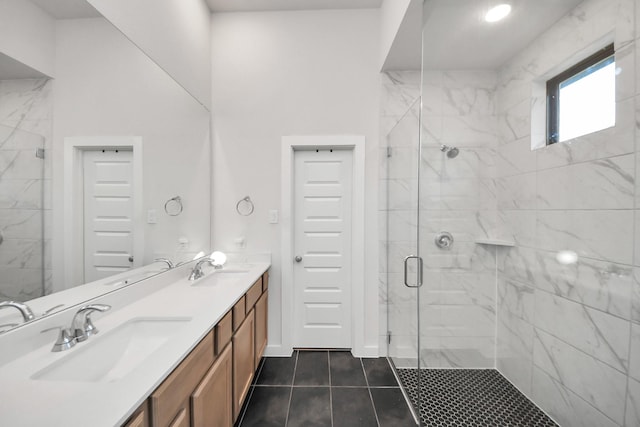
[262,271,269,292]
[151,332,214,427]
[245,278,263,312]
[232,296,246,332]
[215,311,233,355]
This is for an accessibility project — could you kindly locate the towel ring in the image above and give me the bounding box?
[164,196,183,216]
[236,196,254,216]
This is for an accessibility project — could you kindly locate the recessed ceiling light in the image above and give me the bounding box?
[485,4,512,22]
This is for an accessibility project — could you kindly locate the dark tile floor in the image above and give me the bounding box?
[235,350,417,427]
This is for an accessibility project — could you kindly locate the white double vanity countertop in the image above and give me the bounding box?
[0,259,270,427]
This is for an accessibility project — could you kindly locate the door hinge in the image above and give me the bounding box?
[386,147,392,158]
[387,331,392,344]
[35,148,45,159]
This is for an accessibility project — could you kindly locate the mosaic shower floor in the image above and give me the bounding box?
[396,368,559,426]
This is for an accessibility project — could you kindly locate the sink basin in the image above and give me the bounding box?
[32,317,191,383]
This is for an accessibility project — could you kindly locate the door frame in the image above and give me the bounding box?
[63,136,143,288]
[280,135,365,356]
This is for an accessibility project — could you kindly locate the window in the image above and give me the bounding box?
[546,43,615,145]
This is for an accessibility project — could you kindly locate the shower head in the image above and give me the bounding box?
[440,145,459,159]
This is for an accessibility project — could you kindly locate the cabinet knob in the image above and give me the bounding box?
[294,256,302,263]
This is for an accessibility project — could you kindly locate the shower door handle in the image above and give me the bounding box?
[403,255,423,288]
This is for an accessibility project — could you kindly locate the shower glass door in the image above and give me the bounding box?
[384,94,423,411]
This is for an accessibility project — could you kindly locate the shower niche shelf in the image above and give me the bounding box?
[474,238,515,247]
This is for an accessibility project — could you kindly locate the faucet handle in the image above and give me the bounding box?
[72,304,111,342]
[42,326,76,352]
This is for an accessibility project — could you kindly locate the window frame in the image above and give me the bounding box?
[546,43,615,145]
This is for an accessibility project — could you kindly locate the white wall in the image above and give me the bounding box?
[52,18,211,291]
[379,0,412,70]
[88,0,212,109]
[0,0,55,77]
[211,9,381,356]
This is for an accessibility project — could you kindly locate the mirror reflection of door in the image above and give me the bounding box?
[82,149,134,283]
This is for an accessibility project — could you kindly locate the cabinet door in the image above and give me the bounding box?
[168,409,189,427]
[233,310,255,421]
[254,292,268,369]
[123,406,147,427]
[192,344,233,427]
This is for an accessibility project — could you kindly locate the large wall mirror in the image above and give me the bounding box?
[0,0,211,330]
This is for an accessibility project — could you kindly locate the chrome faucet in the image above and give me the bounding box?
[71,304,111,342]
[49,304,111,352]
[189,258,213,281]
[0,301,35,322]
[154,257,175,269]
[188,257,225,281]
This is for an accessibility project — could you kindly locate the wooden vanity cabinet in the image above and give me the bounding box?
[191,344,233,427]
[254,291,268,369]
[233,309,256,420]
[125,270,269,427]
[123,402,149,427]
[150,333,214,427]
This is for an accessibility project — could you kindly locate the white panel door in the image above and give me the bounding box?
[83,149,134,282]
[293,148,353,348]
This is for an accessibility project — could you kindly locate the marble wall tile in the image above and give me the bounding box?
[496,172,537,210]
[495,210,536,248]
[532,250,633,319]
[498,277,534,321]
[629,322,640,382]
[497,310,534,394]
[386,146,419,180]
[535,210,634,265]
[533,329,628,424]
[633,269,640,322]
[422,147,495,180]
[0,267,43,302]
[420,304,495,338]
[499,245,537,285]
[616,42,635,103]
[536,155,635,210]
[441,71,496,117]
[380,83,420,117]
[534,290,630,373]
[437,177,496,211]
[0,79,51,125]
[382,71,421,87]
[437,336,495,368]
[0,149,45,180]
[0,179,42,209]
[494,137,538,177]
[531,367,620,427]
[627,378,640,427]
[0,209,42,240]
[0,125,44,150]
[385,178,417,211]
[0,239,42,269]
[436,210,496,243]
[440,114,499,147]
[497,98,530,143]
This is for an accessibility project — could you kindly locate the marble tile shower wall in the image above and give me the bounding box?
[379,70,499,368]
[0,79,52,301]
[493,0,639,426]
